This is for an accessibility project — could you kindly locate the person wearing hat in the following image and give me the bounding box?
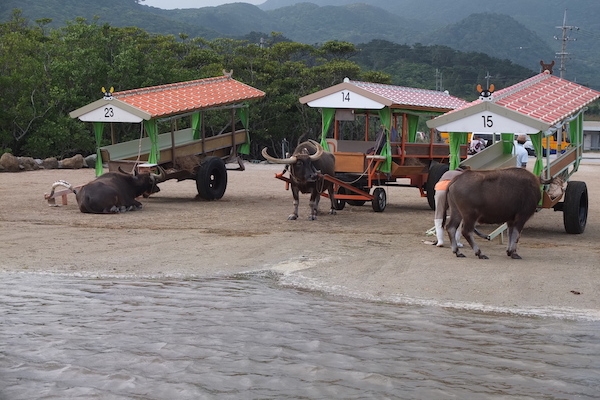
[432,166,469,247]
[515,134,529,168]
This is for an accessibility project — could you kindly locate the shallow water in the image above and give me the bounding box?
[0,271,599,399]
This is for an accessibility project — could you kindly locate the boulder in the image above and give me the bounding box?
[42,157,59,170]
[0,152,20,172]
[18,156,38,171]
[84,154,97,168]
[59,154,85,169]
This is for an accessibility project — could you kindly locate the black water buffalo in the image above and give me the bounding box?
[446,167,564,259]
[49,167,166,213]
[262,140,336,220]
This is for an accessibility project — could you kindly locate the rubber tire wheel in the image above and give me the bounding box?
[563,180,588,234]
[372,187,386,212]
[335,187,346,211]
[426,162,449,210]
[196,156,227,200]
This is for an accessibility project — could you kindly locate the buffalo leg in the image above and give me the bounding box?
[308,190,320,220]
[461,218,488,259]
[506,222,523,259]
[327,184,337,215]
[288,186,300,220]
[447,212,465,257]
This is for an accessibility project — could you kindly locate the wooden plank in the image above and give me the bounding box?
[101,129,246,163]
[334,152,366,173]
[158,130,246,163]
[549,147,578,177]
[336,140,375,153]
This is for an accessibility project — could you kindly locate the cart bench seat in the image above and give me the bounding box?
[460,141,516,170]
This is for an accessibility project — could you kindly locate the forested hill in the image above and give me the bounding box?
[0,0,218,38]
[2,0,599,88]
[421,13,555,77]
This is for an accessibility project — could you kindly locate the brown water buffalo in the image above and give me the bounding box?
[446,167,564,259]
[48,167,166,213]
[262,140,336,220]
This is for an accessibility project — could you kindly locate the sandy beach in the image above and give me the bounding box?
[1,158,599,318]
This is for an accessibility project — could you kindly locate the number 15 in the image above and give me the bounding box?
[481,115,493,128]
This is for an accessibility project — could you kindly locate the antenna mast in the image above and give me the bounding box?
[554,9,579,79]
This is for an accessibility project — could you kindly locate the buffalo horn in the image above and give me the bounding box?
[261,147,297,164]
[151,165,167,183]
[118,166,134,175]
[307,140,324,161]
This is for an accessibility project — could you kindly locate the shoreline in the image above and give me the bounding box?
[1,161,599,320]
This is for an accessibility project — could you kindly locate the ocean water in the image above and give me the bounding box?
[0,270,599,399]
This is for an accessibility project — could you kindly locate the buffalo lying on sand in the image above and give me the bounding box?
[262,140,336,220]
[48,166,166,213]
[446,167,564,259]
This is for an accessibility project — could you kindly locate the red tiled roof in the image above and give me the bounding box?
[350,80,468,111]
[445,72,600,127]
[493,73,599,125]
[113,75,265,118]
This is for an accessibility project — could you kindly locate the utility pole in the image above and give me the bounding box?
[435,69,443,91]
[484,71,492,89]
[554,9,579,79]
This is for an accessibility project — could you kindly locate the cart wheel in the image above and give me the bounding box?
[196,156,227,200]
[372,187,386,212]
[563,181,588,234]
[335,187,346,210]
[426,162,449,210]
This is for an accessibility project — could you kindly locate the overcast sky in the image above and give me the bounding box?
[142,0,264,9]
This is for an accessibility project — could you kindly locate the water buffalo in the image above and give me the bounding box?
[446,167,564,259]
[48,166,166,213]
[262,140,336,220]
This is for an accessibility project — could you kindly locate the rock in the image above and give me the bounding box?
[59,154,85,169]
[42,157,59,169]
[0,152,20,172]
[84,154,97,168]
[18,156,38,171]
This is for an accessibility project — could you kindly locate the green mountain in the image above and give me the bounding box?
[3,0,599,87]
[421,13,555,74]
[0,0,220,38]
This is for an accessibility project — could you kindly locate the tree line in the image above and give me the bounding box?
[1,9,541,160]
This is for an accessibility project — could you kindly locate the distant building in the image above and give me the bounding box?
[583,121,600,151]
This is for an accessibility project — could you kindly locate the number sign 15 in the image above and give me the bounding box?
[481,114,493,128]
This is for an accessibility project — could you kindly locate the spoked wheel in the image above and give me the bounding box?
[371,187,386,212]
[563,181,588,234]
[196,156,227,200]
[426,162,449,210]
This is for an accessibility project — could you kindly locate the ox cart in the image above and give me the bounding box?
[68,74,265,200]
[427,71,600,236]
[275,78,469,212]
